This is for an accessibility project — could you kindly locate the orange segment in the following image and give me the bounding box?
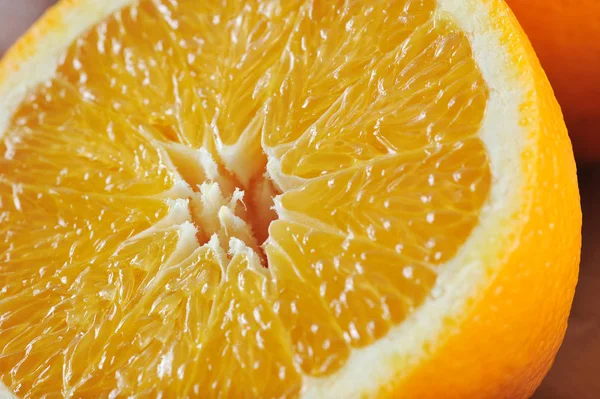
[154,0,302,147]
[262,0,436,151]
[0,0,581,397]
[194,246,301,398]
[50,228,187,397]
[267,221,437,374]
[0,187,170,288]
[272,18,488,180]
[1,79,179,196]
[56,2,206,148]
[59,235,221,398]
[0,189,173,395]
[278,137,490,263]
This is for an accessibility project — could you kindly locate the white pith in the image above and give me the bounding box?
[0,0,533,397]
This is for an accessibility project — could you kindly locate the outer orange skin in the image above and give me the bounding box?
[506,0,600,162]
[381,1,581,397]
[0,1,581,398]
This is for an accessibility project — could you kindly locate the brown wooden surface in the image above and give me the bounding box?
[0,1,598,397]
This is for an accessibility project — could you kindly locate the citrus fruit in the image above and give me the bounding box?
[0,0,581,397]
[506,0,600,162]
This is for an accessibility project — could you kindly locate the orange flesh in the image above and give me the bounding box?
[0,0,491,397]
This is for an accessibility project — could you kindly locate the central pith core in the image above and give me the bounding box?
[164,142,279,264]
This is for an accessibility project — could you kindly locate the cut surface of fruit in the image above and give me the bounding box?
[0,0,580,398]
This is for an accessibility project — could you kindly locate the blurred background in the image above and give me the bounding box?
[0,0,598,397]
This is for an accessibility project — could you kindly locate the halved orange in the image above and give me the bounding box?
[0,0,581,398]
